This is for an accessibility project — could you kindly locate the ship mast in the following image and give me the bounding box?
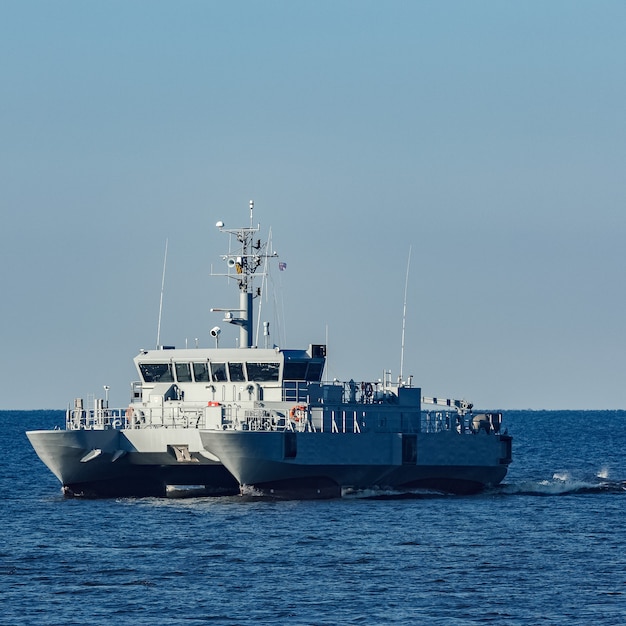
[212,200,275,348]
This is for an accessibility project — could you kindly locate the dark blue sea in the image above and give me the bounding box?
[2,410,626,625]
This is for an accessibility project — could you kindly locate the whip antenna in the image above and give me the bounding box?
[156,238,168,348]
[399,245,412,384]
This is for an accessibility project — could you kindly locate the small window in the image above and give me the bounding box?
[210,362,228,382]
[139,363,174,383]
[283,361,308,381]
[175,363,192,382]
[228,362,246,382]
[193,362,209,382]
[247,362,280,382]
[306,362,324,382]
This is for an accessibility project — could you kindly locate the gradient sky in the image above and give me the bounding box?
[2,1,625,410]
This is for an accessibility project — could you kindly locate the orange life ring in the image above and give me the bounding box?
[289,405,307,422]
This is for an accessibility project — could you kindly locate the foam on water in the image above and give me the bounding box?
[341,486,446,500]
[499,475,626,496]
[239,484,267,498]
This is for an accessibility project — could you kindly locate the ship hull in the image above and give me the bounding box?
[201,430,511,498]
[26,429,239,497]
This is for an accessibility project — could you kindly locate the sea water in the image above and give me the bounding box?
[2,410,626,625]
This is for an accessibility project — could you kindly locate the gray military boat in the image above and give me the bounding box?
[27,201,511,498]
[26,201,276,497]
[197,206,513,498]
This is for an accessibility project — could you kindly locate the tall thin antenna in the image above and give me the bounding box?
[325,324,330,381]
[255,227,273,347]
[156,238,168,348]
[399,245,412,384]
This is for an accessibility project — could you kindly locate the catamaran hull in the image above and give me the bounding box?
[26,429,239,498]
[201,430,512,498]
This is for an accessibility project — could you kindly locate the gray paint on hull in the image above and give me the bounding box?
[26,429,238,497]
[201,430,510,496]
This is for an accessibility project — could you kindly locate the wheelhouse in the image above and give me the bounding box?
[133,344,326,404]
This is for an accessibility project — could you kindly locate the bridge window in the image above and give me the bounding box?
[175,363,192,382]
[306,362,324,382]
[193,362,209,382]
[228,362,246,382]
[139,363,174,383]
[283,361,308,380]
[210,362,228,382]
[247,362,280,382]
[283,360,324,382]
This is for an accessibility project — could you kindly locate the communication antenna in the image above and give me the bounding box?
[399,245,412,384]
[255,227,272,347]
[211,200,277,348]
[156,238,168,348]
[325,324,330,381]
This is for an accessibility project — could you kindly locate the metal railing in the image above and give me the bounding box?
[65,405,206,430]
[66,408,129,430]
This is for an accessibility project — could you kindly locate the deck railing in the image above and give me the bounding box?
[65,405,206,430]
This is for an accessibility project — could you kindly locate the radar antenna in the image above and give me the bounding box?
[211,201,278,348]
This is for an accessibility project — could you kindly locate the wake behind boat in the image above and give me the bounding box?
[27,200,512,498]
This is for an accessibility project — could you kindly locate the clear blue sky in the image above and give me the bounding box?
[2,1,625,410]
